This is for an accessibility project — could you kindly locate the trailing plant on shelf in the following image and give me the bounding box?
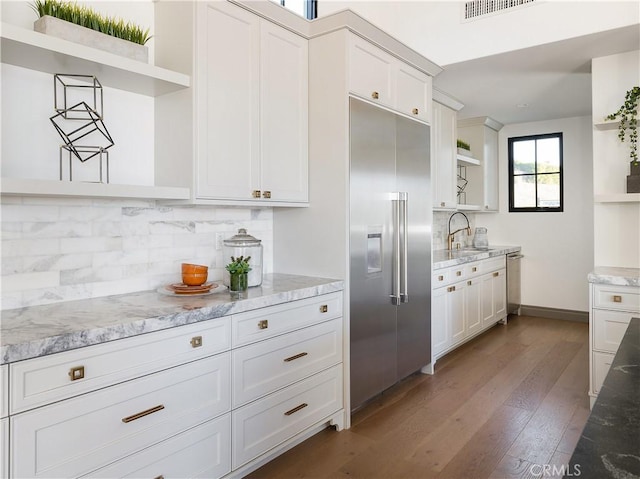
[31,0,151,45]
[606,86,639,164]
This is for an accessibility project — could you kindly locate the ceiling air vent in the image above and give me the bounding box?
[463,0,537,20]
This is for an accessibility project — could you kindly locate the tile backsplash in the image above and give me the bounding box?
[433,211,476,251]
[1,196,272,310]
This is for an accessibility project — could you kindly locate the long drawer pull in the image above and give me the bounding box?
[122,404,165,423]
[284,352,308,362]
[284,403,308,416]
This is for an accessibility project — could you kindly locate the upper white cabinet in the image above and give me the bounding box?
[348,35,431,122]
[432,90,464,210]
[457,117,503,211]
[156,1,308,206]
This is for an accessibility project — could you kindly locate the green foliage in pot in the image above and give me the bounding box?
[606,86,639,164]
[225,256,252,275]
[457,139,471,151]
[31,0,152,45]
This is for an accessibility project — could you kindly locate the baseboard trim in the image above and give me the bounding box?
[519,305,588,323]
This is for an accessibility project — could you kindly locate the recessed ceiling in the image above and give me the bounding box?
[433,25,640,125]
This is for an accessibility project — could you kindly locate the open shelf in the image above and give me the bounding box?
[593,119,621,130]
[457,203,481,211]
[1,22,190,96]
[594,193,640,203]
[456,154,480,166]
[1,177,191,201]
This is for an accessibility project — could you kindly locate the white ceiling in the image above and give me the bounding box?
[432,24,640,125]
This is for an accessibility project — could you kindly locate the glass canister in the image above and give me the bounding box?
[222,228,263,287]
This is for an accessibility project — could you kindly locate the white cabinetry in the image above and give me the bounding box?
[156,2,308,206]
[431,90,463,210]
[1,364,7,479]
[432,256,507,361]
[588,283,640,407]
[348,35,431,122]
[5,291,344,479]
[457,117,503,211]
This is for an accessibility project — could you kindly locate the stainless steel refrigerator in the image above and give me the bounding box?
[349,97,432,411]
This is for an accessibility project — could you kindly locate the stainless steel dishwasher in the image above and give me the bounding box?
[507,252,524,315]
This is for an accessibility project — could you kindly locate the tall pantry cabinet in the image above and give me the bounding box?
[154,1,308,205]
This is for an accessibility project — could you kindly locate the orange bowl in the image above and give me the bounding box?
[182,263,208,274]
[182,272,208,286]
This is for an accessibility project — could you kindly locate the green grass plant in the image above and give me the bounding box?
[32,0,151,45]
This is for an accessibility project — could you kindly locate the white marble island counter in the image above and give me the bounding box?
[0,273,344,365]
[433,245,521,270]
[588,266,640,287]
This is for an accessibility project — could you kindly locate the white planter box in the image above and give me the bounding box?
[34,16,148,63]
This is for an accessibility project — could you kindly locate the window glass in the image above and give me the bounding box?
[508,133,563,212]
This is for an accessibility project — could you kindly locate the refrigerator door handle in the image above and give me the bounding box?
[390,192,401,305]
[399,192,409,303]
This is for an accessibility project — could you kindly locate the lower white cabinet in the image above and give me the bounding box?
[5,291,344,479]
[588,283,639,406]
[432,256,507,360]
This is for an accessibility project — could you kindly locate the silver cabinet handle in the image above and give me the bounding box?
[390,193,401,305]
[400,192,409,303]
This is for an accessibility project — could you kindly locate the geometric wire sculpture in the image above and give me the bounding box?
[54,74,104,120]
[50,73,115,184]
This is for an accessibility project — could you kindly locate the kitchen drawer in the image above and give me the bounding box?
[593,284,640,313]
[233,318,342,407]
[10,352,231,478]
[0,364,7,419]
[83,414,231,479]
[232,292,342,347]
[232,364,343,469]
[10,316,230,414]
[466,261,482,278]
[432,269,450,288]
[592,309,634,353]
[592,350,614,395]
[480,256,506,274]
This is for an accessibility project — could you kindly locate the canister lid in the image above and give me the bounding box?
[223,228,262,246]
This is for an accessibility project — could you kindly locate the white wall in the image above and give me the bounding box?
[475,116,594,312]
[591,49,640,268]
[316,1,639,66]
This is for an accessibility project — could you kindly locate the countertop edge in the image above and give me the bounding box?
[587,266,640,287]
[432,245,521,270]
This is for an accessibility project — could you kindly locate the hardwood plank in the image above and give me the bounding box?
[489,454,539,479]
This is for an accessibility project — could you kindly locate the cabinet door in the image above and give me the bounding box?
[493,269,507,320]
[260,21,308,203]
[396,63,431,122]
[348,35,395,107]
[483,126,499,211]
[432,286,450,357]
[432,101,457,209]
[449,283,466,346]
[196,2,260,200]
[480,272,495,327]
[1,417,7,479]
[466,278,482,335]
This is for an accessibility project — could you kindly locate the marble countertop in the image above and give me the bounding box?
[588,266,640,287]
[568,317,640,478]
[433,245,521,270]
[0,273,344,365]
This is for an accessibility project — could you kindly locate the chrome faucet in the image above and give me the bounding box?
[447,212,471,250]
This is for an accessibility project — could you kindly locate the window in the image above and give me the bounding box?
[508,132,563,212]
[270,0,317,19]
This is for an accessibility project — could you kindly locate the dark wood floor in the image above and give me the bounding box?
[246,315,590,479]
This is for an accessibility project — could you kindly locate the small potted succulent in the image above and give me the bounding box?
[606,86,640,193]
[457,139,472,157]
[225,255,251,293]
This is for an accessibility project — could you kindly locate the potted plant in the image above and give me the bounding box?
[31,0,151,62]
[225,255,251,293]
[457,139,472,157]
[606,86,640,193]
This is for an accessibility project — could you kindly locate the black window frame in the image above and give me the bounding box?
[277,0,317,19]
[508,132,564,213]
